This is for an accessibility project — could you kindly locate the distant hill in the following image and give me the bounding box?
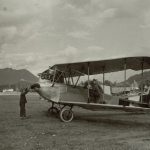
[126,71,150,85]
[114,70,150,89]
[96,71,150,87]
[0,68,38,85]
[0,68,38,91]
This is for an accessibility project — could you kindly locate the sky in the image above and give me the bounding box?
[0,0,150,81]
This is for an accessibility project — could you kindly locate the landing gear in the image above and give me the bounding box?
[47,102,59,115]
[48,107,59,114]
[59,107,74,122]
[47,103,74,122]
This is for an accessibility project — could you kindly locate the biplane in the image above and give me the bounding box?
[33,56,150,122]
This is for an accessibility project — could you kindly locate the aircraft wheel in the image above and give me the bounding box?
[60,108,74,122]
[48,107,59,115]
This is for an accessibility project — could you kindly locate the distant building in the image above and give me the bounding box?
[2,89,14,92]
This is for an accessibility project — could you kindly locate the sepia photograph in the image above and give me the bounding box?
[0,0,150,150]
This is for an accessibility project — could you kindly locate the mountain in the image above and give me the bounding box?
[126,71,150,84]
[0,68,38,86]
[118,71,150,87]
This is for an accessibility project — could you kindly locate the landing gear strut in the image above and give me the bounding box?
[48,102,59,115]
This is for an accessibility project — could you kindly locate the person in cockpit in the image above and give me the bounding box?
[90,79,104,103]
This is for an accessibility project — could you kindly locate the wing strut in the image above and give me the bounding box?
[140,58,144,102]
[74,75,81,87]
[63,73,67,84]
[102,66,105,101]
[102,66,105,91]
[52,71,64,87]
[52,67,57,87]
[124,58,127,92]
[87,62,90,103]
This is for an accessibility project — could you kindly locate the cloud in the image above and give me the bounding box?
[0,0,150,75]
[0,6,39,28]
[140,10,150,28]
[51,0,116,31]
[0,52,49,70]
[82,46,106,61]
[132,46,150,56]
[0,0,59,52]
[68,31,90,39]
[80,8,116,28]
[57,46,79,62]
[0,26,17,49]
[0,0,59,27]
[87,46,104,51]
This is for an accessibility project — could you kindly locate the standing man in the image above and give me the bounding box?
[92,79,104,103]
[19,88,29,119]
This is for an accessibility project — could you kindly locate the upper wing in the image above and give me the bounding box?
[50,56,150,77]
[51,57,150,76]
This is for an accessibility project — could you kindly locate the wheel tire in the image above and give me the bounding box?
[60,108,74,122]
[48,107,59,115]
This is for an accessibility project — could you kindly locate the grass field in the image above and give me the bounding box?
[0,94,150,150]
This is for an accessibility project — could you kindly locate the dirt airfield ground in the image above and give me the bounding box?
[0,94,150,150]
